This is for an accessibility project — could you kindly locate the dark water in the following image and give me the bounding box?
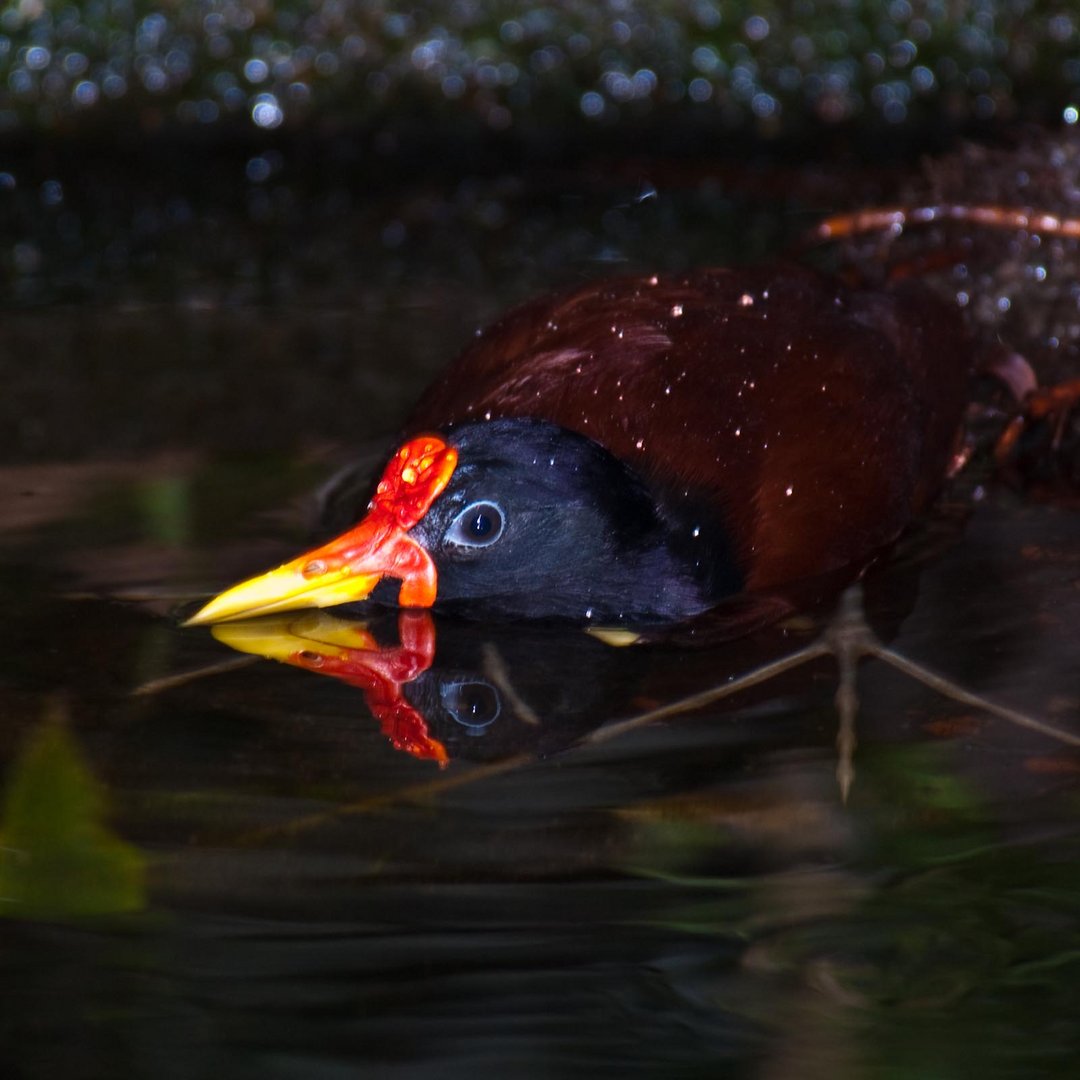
[2,139,1080,1078]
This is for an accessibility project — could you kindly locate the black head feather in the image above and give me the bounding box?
[395,418,742,623]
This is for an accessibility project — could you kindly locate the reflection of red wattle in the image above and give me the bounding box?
[368,697,448,766]
[291,612,448,765]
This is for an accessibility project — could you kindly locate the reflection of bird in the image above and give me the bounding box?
[211,610,647,765]
[188,265,971,632]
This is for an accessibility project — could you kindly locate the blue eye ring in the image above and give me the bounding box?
[445,500,505,548]
[439,678,502,732]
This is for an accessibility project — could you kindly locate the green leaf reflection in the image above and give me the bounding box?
[0,704,145,919]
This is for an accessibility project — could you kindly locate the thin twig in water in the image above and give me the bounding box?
[236,753,536,845]
[582,642,832,747]
[870,647,1080,747]
[131,656,259,696]
[481,642,542,726]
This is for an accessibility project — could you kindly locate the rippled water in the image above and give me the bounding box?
[2,134,1080,1076]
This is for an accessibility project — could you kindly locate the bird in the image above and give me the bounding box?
[185,263,972,634]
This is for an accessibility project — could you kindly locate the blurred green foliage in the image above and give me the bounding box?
[0,702,145,919]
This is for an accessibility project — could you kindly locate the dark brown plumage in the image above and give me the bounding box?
[406,264,970,595]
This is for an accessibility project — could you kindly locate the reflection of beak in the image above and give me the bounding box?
[210,609,448,765]
[210,611,378,663]
[184,435,457,626]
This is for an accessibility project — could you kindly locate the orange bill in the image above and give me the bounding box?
[185,436,457,626]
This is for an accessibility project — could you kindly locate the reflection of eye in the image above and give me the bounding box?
[439,679,501,733]
[445,501,505,548]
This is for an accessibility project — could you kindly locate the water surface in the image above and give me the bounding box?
[2,143,1079,1078]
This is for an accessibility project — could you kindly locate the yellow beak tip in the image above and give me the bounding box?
[181,566,385,627]
[181,606,222,628]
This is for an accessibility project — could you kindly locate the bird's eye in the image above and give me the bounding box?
[439,679,501,733]
[445,501,505,548]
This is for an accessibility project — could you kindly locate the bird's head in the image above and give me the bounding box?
[185,419,740,627]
